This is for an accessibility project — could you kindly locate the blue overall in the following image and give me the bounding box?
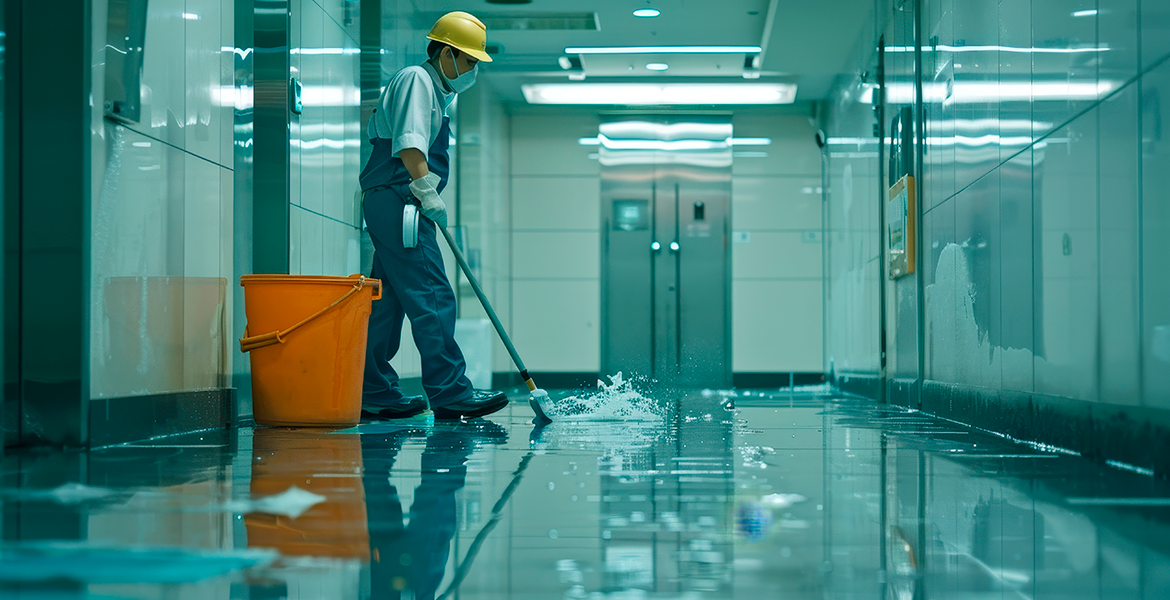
[360,116,474,408]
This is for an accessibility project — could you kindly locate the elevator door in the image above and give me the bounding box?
[600,118,732,389]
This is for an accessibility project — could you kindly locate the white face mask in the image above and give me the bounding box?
[440,50,478,94]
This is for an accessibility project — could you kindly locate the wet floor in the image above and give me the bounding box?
[3,388,1170,599]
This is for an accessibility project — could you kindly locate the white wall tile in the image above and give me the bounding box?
[512,280,600,372]
[732,176,822,231]
[1099,0,1139,89]
[1141,60,1170,410]
[323,219,358,276]
[141,0,187,148]
[219,0,234,163]
[321,19,347,222]
[511,112,601,177]
[513,232,599,279]
[1099,85,1141,405]
[1035,115,1100,401]
[731,113,821,177]
[289,206,303,275]
[342,35,361,227]
[1035,278,1100,401]
[732,232,823,280]
[183,155,222,277]
[220,168,234,376]
[184,0,223,165]
[733,280,823,372]
[301,213,325,275]
[299,1,325,214]
[512,176,600,231]
[1142,0,1170,70]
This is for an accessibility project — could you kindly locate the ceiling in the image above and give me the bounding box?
[397,0,876,106]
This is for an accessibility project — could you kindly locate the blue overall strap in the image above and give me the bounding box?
[360,116,452,194]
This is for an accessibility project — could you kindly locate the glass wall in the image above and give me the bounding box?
[824,0,1170,473]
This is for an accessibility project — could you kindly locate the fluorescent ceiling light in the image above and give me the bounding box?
[598,137,729,151]
[292,48,361,55]
[182,12,199,20]
[826,136,1070,148]
[578,136,771,146]
[633,8,660,17]
[862,80,1114,104]
[886,44,1108,54]
[646,63,669,71]
[1072,9,1098,17]
[565,45,762,55]
[524,83,796,105]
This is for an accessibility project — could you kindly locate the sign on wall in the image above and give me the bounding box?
[887,175,916,279]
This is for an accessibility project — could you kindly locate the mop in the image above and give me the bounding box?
[439,226,554,422]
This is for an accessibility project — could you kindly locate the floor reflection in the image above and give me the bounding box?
[3,390,1170,598]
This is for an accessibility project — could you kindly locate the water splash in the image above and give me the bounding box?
[547,372,663,421]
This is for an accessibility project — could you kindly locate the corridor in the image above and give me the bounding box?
[4,388,1168,598]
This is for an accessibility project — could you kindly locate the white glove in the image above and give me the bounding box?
[408,172,447,229]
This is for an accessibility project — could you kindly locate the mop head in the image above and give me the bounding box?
[529,389,553,423]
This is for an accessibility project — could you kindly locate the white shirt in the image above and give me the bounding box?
[367,61,453,157]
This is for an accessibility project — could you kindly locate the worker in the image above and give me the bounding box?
[359,11,508,421]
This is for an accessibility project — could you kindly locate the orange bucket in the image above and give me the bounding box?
[240,274,382,426]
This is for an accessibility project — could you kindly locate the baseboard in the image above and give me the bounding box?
[89,388,234,447]
[733,372,826,388]
[834,371,882,400]
[521,372,599,390]
[492,372,522,389]
[887,377,917,408]
[920,380,1170,479]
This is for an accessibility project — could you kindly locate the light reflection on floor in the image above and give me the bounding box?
[3,389,1170,599]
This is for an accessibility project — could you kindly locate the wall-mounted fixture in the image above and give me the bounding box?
[558,55,585,80]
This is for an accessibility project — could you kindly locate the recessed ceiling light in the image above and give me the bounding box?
[646,63,669,71]
[633,8,660,17]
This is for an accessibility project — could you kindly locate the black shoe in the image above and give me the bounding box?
[361,395,429,420]
[432,390,509,421]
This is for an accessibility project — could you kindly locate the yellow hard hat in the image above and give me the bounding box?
[427,11,493,63]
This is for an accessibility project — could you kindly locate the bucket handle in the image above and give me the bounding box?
[239,275,381,353]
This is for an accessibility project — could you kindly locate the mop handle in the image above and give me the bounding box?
[439,226,536,390]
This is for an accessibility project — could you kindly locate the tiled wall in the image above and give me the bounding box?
[288,0,362,279]
[89,0,365,403]
[825,0,1170,466]
[89,0,237,398]
[508,108,825,375]
[731,112,824,373]
[509,109,602,373]
[823,73,883,382]
[455,79,514,376]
